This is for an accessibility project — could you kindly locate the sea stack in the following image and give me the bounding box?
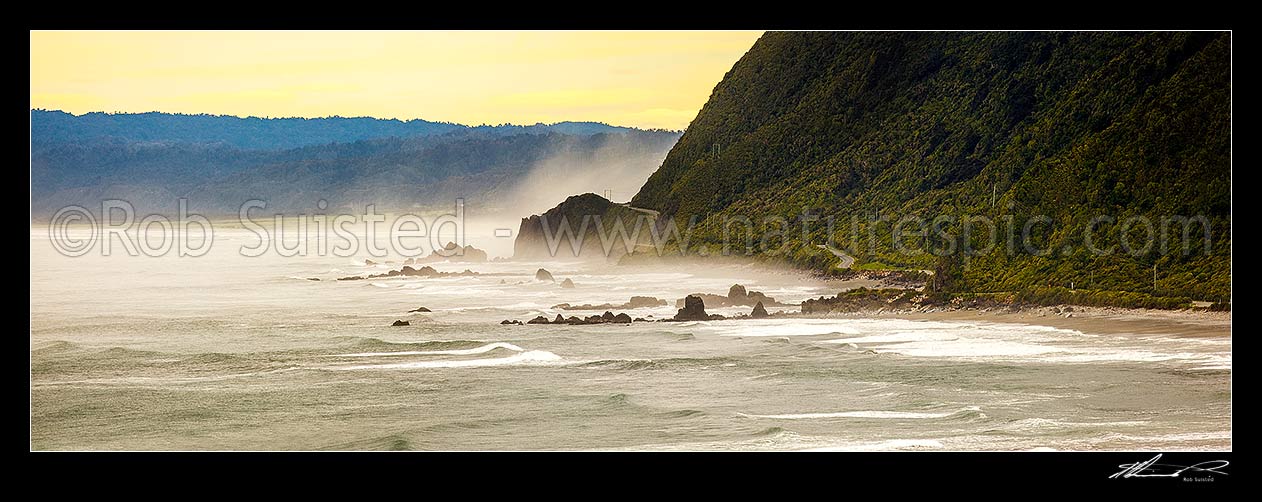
[536,268,555,282]
[751,301,770,318]
[673,295,709,321]
[560,278,575,288]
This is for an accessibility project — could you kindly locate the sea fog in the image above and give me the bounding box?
[30,227,1231,450]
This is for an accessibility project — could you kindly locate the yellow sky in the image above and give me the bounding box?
[30,31,763,130]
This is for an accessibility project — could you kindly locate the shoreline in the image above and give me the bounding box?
[784,304,1232,338]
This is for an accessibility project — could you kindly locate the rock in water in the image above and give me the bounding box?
[751,301,770,318]
[613,313,633,323]
[626,296,667,308]
[364,259,377,266]
[409,307,431,313]
[728,284,747,300]
[536,268,555,282]
[527,316,550,324]
[391,320,410,326]
[560,278,575,288]
[601,311,616,321]
[673,295,709,321]
[553,314,565,323]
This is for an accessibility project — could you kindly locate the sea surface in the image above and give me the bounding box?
[30,227,1232,450]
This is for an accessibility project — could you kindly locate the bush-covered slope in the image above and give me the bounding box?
[631,32,1230,301]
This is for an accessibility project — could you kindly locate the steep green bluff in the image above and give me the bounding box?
[629,31,1230,301]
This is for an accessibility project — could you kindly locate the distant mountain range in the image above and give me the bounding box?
[30,110,680,217]
[31,109,651,150]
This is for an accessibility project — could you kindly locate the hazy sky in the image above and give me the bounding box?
[30,31,763,130]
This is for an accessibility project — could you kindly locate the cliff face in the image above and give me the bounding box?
[513,193,656,261]
[627,31,1231,300]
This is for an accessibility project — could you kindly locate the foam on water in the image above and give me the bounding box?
[334,342,525,358]
[740,406,980,420]
[333,350,563,370]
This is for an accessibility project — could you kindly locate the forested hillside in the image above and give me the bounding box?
[631,32,1230,301]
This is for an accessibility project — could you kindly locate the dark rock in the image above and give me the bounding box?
[673,295,709,321]
[557,296,668,311]
[337,275,364,281]
[633,317,647,322]
[751,301,770,318]
[500,319,523,325]
[566,316,582,324]
[553,314,565,323]
[391,320,410,326]
[746,291,774,305]
[513,193,652,261]
[601,311,616,321]
[437,242,488,263]
[560,278,575,288]
[527,315,550,324]
[306,277,320,281]
[626,296,667,308]
[676,286,784,308]
[411,242,490,264]
[536,268,555,282]
[707,314,727,320]
[409,307,432,313]
[585,315,604,324]
[613,313,633,323]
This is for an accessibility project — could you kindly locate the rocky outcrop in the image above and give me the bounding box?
[751,301,770,318]
[413,242,489,264]
[500,319,523,325]
[560,278,575,289]
[675,284,788,308]
[409,307,432,313]
[552,296,667,311]
[513,193,657,261]
[536,268,555,282]
[673,295,709,321]
[391,320,410,326]
[336,266,478,281]
[626,296,667,308]
[510,310,640,325]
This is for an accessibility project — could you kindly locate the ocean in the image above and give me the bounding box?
[30,227,1231,451]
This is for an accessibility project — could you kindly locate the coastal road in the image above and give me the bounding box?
[817,244,856,269]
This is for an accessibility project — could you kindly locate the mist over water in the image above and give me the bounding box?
[30,227,1231,451]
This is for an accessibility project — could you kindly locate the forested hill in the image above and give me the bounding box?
[631,32,1230,301]
[31,109,647,150]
